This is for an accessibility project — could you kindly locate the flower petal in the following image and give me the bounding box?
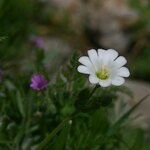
[77,65,90,74]
[88,49,99,69]
[114,56,127,68]
[78,56,92,67]
[107,49,118,61]
[89,75,99,84]
[98,49,110,65]
[98,49,106,58]
[118,67,130,77]
[112,76,125,86]
[99,79,111,87]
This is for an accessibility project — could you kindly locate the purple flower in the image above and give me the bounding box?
[31,36,45,49]
[30,74,48,91]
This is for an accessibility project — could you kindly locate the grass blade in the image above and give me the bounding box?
[37,117,71,150]
[114,94,149,127]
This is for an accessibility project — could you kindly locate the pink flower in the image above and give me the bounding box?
[31,36,45,49]
[30,74,48,91]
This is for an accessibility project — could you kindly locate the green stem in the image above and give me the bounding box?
[87,85,99,105]
[89,85,98,99]
[37,113,77,150]
[37,118,70,150]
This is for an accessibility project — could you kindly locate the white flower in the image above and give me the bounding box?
[77,49,130,87]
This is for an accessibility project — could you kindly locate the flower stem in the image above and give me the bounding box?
[37,117,69,150]
[85,85,99,106]
[37,112,78,150]
[89,85,99,99]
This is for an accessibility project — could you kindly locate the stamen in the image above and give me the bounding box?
[96,67,109,80]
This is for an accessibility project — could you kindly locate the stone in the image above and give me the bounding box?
[43,37,72,71]
[50,0,139,54]
[116,80,150,130]
[84,0,138,53]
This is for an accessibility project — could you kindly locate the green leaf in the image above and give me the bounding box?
[100,94,116,107]
[75,88,91,112]
[69,51,79,69]
[51,125,69,150]
[130,130,143,150]
[90,108,109,135]
[16,91,25,117]
[109,94,149,136]
[114,94,149,127]
[37,117,71,150]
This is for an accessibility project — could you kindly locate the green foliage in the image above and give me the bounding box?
[132,47,150,81]
[0,0,43,72]
[0,50,149,150]
[128,0,149,39]
[129,0,150,82]
[0,1,149,149]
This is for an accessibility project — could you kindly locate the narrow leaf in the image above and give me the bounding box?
[114,94,149,127]
[16,91,25,117]
[37,117,71,150]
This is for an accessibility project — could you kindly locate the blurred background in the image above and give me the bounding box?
[0,0,150,141]
[0,0,150,78]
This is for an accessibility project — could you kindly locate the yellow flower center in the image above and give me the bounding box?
[96,68,109,80]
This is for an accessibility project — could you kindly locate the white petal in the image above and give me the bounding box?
[78,56,92,67]
[114,56,127,68]
[118,67,130,77]
[77,65,90,74]
[112,76,125,86]
[89,75,99,84]
[99,79,111,87]
[98,49,106,58]
[88,49,99,69]
[107,49,118,61]
[98,49,110,65]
